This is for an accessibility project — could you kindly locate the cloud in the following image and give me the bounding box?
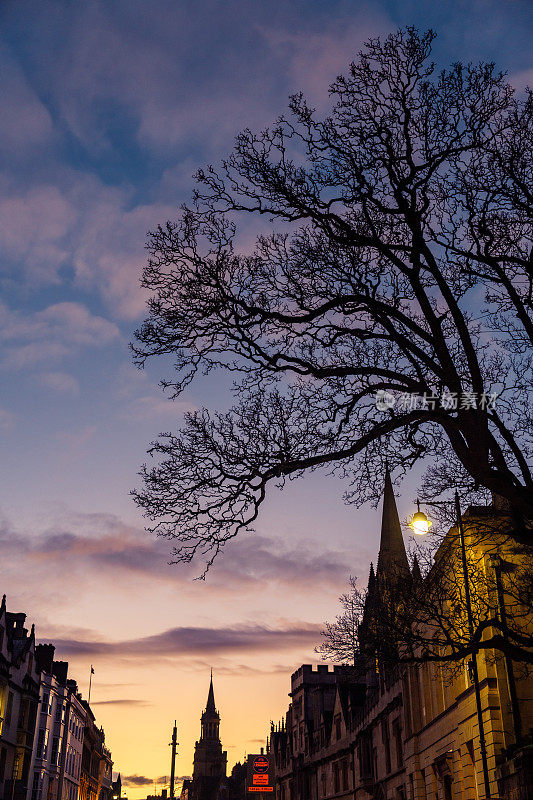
[122,776,153,788]
[46,620,323,660]
[0,302,119,370]
[38,371,80,396]
[0,45,54,157]
[121,774,190,789]
[0,186,76,283]
[0,177,171,320]
[120,395,197,422]
[0,508,350,593]
[259,16,389,110]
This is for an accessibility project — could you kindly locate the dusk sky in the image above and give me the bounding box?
[1,0,532,795]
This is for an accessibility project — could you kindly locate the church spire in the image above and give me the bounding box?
[376,468,410,587]
[412,554,422,585]
[206,670,216,714]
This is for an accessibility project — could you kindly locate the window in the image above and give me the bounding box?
[32,771,40,800]
[0,747,7,781]
[334,713,342,740]
[392,718,403,768]
[18,697,29,729]
[381,719,391,774]
[28,701,38,734]
[320,769,327,797]
[41,694,51,715]
[358,732,373,780]
[342,759,349,791]
[333,762,340,794]
[51,737,60,766]
[5,692,13,728]
[37,728,49,760]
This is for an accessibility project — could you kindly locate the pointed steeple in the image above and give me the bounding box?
[367,562,376,593]
[376,469,410,587]
[411,554,422,585]
[206,670,216,714]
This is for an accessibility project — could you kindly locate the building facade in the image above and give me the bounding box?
[79,703,111,800]
[0,596,41,800]
[60,680,86,800]
[269,474,533,800]
[1,597,115,800]
[30,645,72,800]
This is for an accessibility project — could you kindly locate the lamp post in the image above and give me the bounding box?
[169,721,178,799]
[410,493,492,800]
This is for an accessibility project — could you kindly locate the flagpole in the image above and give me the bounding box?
[88,665,94,704]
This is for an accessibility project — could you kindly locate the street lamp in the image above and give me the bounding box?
[410,500,432,535]
[411,493,492,800]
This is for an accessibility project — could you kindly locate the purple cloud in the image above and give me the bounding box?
[122,776,153,788]
[46,621,323,660]
[0,302,119,370]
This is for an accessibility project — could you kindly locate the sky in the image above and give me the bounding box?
[1,0,532,795]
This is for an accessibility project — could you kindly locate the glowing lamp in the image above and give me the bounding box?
[410,501,432,535]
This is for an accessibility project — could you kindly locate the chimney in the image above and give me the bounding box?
[53,661,69,685]
[35,643,55,674]
[6,612,27,638]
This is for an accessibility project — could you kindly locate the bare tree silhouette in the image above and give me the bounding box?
[133,27,533,569]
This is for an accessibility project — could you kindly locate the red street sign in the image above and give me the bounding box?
[253,757,270,774]
[247,754,274,794]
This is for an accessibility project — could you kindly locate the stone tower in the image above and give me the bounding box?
[190,673,227,800]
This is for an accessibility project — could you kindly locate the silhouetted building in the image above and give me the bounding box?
[226,762,246,800]
[0,596,40,800]
[188,675,227,800]
[111,773,121,800]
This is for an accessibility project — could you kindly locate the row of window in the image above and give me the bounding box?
[69,715,84,742]
[322,758,350,796]
[65,746,82,779]
[290,710,346,759]
[36,728,63,766]
[63,779,79,800]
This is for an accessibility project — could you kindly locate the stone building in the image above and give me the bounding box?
[269,473,533,800]
[30,644,80,800]
[0,596,41,800]
[1,598,116,800]
[185,675,227,800]
[269,664,366,800]
[79,701,112,800]
[60,680,87,800]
